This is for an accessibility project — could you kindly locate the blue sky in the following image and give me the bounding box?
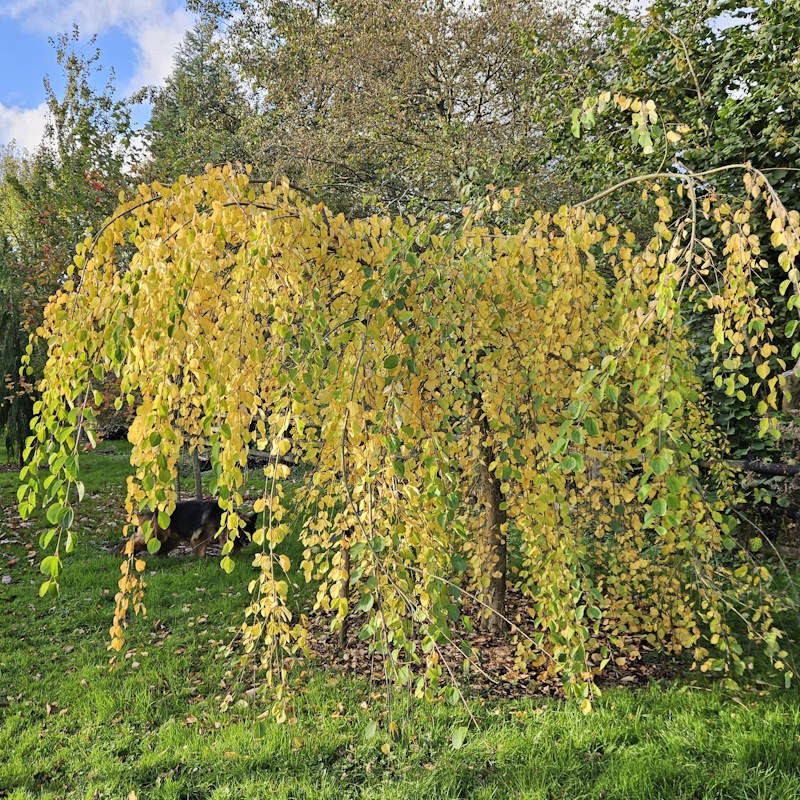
[0,0,195,153]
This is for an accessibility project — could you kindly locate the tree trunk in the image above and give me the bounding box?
[475,417,508,636]
[338,532,351,651]
[702,458,800,477]
[192,448,203,499]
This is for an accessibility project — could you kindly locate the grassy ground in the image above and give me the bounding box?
[1,444,799,799]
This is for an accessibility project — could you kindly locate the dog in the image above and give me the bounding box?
[125,500,257,557]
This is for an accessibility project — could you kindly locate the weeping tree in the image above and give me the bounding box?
[19,162,798,714]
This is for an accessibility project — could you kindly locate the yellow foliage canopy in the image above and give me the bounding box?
[19,164,800,704]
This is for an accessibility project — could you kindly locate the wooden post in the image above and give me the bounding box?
[192,448,203,500]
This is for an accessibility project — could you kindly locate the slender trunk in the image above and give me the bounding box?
[476,415,508,636]
[192,448,203,500]
[338,532,351,651]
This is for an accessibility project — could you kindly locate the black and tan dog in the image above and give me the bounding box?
[126,500,257,557]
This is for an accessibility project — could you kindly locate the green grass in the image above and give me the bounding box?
[1,445,799,799]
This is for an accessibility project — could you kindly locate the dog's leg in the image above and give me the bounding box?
[190,522,217,557]
[159,527,180,556]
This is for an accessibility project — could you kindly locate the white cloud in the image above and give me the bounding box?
[0,0,194,92]
[0,101,48,153]
[0,1,194,150]
[125,9,195,93]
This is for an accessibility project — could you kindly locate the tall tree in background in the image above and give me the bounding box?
[141,17,251,182]
[0,28,133,460]
[539,0,800,472]
[0,220,33,464]
[609,0,799,196]
[188,0,585,214]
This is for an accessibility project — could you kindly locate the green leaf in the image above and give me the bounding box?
[666,474,683,493]
[383,354,399,370]
[451,554,468,573]
[46,504,62,525]
[357,592,375,612]
[650,455,669,475]
[61,506,74,530]
[451,725,468,750]
[567,400,587,419]
[40,555,56,576]
[571,108,581,138]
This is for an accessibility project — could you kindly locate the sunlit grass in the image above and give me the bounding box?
[1,444,799,799]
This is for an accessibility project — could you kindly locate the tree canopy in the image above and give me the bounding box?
[140,16,251,183]
[6,0,800,712]
[184,0,584,214]
[19,162,800,711]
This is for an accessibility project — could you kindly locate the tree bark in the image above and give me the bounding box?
[475,416,508,636]
[175,449,182,501]
[337,532,351,651]
[733,460,800,478]
[703,459,800,478]
[192,448,203,499]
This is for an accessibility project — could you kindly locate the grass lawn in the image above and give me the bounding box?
[1,443,799,799]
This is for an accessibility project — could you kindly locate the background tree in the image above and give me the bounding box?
[186,0,585,214]
[140,16,251,182]
[0,29,134,459]
[0,226,33,464]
